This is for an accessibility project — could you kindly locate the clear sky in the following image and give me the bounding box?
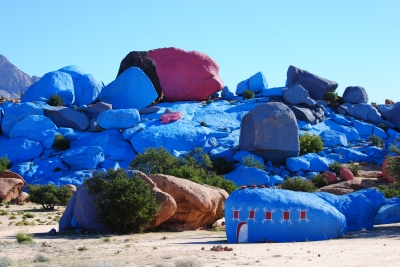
[1,0,399,104]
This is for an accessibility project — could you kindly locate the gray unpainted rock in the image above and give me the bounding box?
[287,65,338,100]
[342,86,369,104]
[239,102,299,164]
[44,106,89,131]
[288,104,325,125]
[283,84,311,105]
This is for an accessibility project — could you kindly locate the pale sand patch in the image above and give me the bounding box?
[0,203,399,267]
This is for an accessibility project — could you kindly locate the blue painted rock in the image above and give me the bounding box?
[9,115,57,149]
[239,102,299,165]
[43,106,89,131]
[73,74,104,106]
[0,138,43,164]
[374,198,400,225]
[61,146,104,170]
[286,65,338,100]
[286,153,334,172]
[315,188,385,231]
[320,130,348,147]
[386,102,400,130]
[225,188,346,242]
[236,71,267,95]
[224,166,273,187]
[96,67,157,109]
[58,65,85,80]
[1,102,44,136]
[97,109,140,129]
[21,71,75,105]
[342,86,368,104]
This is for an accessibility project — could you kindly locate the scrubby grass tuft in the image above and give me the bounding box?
[16,232,33,244]
[281,177,317,192]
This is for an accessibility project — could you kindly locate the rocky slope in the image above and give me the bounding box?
[0,54,40,98]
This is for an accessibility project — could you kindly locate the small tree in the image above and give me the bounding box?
[242,155,264,170]
[48,94,63,107]
[52,134,70,150]
[311,173,328,188]
[84,169,161,234]
[324,90,339,103]
[130,147,180,175]
[299,133,324,155]
[242,89,254,100]
[329,161,341,176]
[386,141,400,183]
[369,134,382,148]
[26,184,73,210]
[0,156,11,172]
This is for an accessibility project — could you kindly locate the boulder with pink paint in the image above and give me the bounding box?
[340,166,354,181]
[381,156,399,182]
[160,112,182,124]
[324,171,338,184]
[148,47,224,101]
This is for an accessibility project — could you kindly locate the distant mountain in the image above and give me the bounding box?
[0,54,40,98]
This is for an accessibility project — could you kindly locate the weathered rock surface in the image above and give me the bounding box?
[148,47,223,101]
[43,106,89,131]
[342,86,369,104]
[236,71,267,95]
[149,174,228,231]
[317,178,384,195]
[239,102,299,164]
[286,65,338,100]
[117,51,163,101]
[1,102,44,136]
[97,109,140,129]
[0,170,25,202]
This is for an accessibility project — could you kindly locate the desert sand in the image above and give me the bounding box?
[0,203,399,267]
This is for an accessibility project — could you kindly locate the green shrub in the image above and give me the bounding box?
[311,173,328,188]
[84,169,161,234]
[378,123,389,132]
[377,185,400,198]
[26,184,73,210]
[211,156,235,175]
[242,89,254,100]
[369,135,382,148]
[299,133,324,155]
[200,121,208,127]
[0,256,12,267]
[130,147,180,175]
[52,134,70,150]
[48,94,63,106]
[280,177,317,192]
[175,258,202,267]
[16,232,33,243]
[324,90,339,103]
[242,155,264,170]
[329,161,342,175]
[0,210,9,216]
[347,161,361,177]
[0,156,10,172]
[33,254,50,263]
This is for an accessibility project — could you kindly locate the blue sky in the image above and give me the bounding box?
[1,0,399,104]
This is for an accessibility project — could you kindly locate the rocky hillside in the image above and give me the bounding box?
[0,54,40,98]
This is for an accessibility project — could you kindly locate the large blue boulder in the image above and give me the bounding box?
[315,188,385,231]
[21,71,75,105]
[386,102,400,130]
[286,65,338,100]
[374,198,400,225]
[97,109,140,129]
[9,115,57,149]
[95,67,157,109]
[74,74,104,106]
[320,130,348,147]
[43,106,89,131]
[224,166,273,187]
[225,188,346,242]
[286,153,334,172]
[261,87,286,97]
[330,113,352,126]
[350,118,374,138]
[312,119,360,142]
[0,138,43,164]
[332,147,371,163]
[1,102,44,136]
[342,86,368,104]
[235,72,267,95]
[70,129,135,166]
[61,146,105,170]
[284,84,314,106]
[58,65,85,80]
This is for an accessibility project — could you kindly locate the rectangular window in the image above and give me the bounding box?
[249,210,255,219]
[300,210,306,220]
[234,210,239,219]
[283,211,290,220]
[265,211,272,220]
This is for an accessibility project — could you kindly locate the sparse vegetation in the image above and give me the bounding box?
[33,254,50,263]
[347,161,361,177]
[0,257,12,267]
[175,258,203,267]
[0,156,10,172]
[329,161,342,176]
[103,237,111,243]
[48,94,63,106]
[386,141,400,183]
[242,155,264,170]
[324,90,339,103]
[377,184,400,198]
[280,177,317,192]
[84,169,161,234]
[77,246,88,251]
[200,121,208,127]
[299,133,324,155]
[378,123,389,132]
[311,173,328,188]
[26,184,73,210]
[52,134,70,150]
[242,89,255,100]
[211,156,235,175]
[369,134,382,147]
[16,232,33,243]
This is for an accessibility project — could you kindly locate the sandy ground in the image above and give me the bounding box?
[0,203,399,267]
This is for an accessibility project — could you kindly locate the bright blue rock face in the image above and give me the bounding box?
[74,74,104,106]
[320,130,348,147]
[332,147,371,163]
[374,198,400,225]
[1,102,44,136]
[97,109,140,129]
[286,153,334,172]
[225,188,346,243]
[0,138,43,164]
[70,130,135,166]
[312,119,360,142]
[225,166,273,187]
[96,67,157,109]
[61,146,104,170]
[235,72,267,95]
[261,87,286,97]
[58,65,85,80]
[9,115,57,149]
[21,71,75,105]
[330,113,352,126]
[350,118,374,138]
[315,188,385,231]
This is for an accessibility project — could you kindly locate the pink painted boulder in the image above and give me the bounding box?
[148,47,223,101]
[382,156,399,182]
[160,112,182,124]
[324,171,338,184]
[340,166,354,181]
